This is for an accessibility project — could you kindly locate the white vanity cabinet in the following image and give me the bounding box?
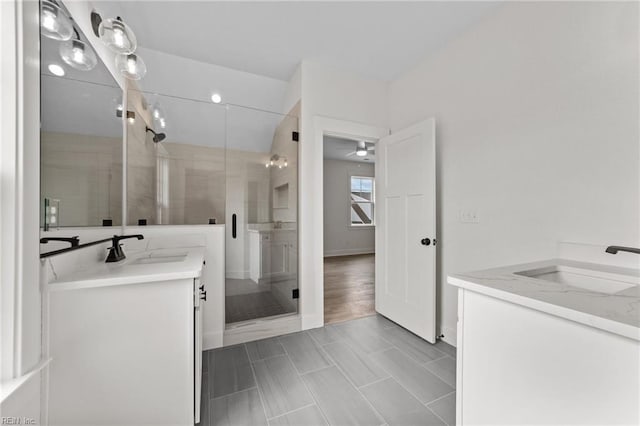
[249,229,297,283]
[47,258,205,425]
[450,260,640,426]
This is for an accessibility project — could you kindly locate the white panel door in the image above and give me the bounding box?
[375,118,436,342]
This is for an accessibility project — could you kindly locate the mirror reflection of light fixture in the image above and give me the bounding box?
[151,103,167,129]
[91,12,137,55]
[116,53,147,80]
[265,154,288,168]
[48,63,65,76]
[112,95,123,117]
[40,0,73,41]
[59,29,97,71]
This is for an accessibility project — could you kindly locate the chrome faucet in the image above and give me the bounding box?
[605,246,640,255]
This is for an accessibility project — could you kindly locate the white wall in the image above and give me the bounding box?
[299,61,388,329]
[282,64,301,115]
[135,47,288,113]
[389,1,640,343]
[323,159,375,257]
[0,0,43,420]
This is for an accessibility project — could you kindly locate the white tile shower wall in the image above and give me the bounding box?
[41,132,122,227]
[41,225,226,350]
[388,1,640,344]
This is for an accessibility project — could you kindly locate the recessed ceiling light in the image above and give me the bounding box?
[211,93,222,104]
[48,63,65,76]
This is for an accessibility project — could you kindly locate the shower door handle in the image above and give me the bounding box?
[232,214,237,239]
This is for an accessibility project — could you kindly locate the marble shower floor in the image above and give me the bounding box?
[199,314,456,426]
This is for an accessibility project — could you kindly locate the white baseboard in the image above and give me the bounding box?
[324,248,375,257]
[301,313,324,330]
[225,270,249,280]
[440,325,457,347]
[203,331,223,350]
[224,315,301,346]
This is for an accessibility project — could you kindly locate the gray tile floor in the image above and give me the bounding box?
[200,314,456,426]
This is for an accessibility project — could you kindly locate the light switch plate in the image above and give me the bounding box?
[459,209,480,224]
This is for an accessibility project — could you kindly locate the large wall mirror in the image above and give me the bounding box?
[40,5,123,231]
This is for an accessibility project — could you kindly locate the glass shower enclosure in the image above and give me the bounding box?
[225,105,299,324]
[125,88,299,325]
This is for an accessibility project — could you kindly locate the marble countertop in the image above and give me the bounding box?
[448,259,640,341]
[47,247,205,292]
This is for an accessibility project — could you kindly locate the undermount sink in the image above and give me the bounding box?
[131,254,187,265]
[515,265,639,294]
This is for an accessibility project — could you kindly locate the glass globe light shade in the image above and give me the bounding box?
[40,1,73,41]
[116,53,147,80]
[59,39,97,71]
[98,18,137,54]
[151,104,165,121]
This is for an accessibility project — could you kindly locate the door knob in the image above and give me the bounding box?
[421,238,431,246]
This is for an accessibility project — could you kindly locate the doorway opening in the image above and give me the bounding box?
[323,135,377,324]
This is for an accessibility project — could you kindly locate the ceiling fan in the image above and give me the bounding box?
[346,140,375,157]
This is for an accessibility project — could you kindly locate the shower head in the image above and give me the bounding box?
[145,126,166,143]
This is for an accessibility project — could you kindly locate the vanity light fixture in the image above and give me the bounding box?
[48,64,65,76]
[211,93,222,104]
[92,13,137,55]
[115,53,147,80]
[40,0,73,41]
[59,28,97,71]
[265,154,288,168]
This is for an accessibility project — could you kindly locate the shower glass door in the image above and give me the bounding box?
[225,104,299,325]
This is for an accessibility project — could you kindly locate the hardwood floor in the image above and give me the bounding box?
[324,254,375,324]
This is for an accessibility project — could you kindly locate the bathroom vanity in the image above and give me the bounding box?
[248,225,297,284]
[45,247,206,425]
[449,259,640,425]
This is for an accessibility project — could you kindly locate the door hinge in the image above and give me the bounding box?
[292,289,299,299]
[292,131,299,142]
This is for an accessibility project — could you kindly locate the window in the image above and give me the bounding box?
[350,176,374,225]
